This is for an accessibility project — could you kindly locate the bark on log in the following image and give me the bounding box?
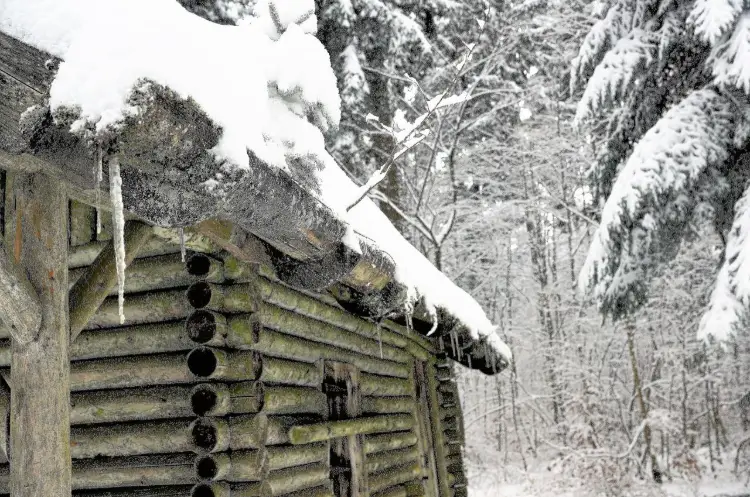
[371,487,407,497]
[365,446,420,474]
[367,462,422,494]
[6,173,71,496]
[68,235,199,269]
[227,414,269,450]
[363,431,417,455]
[0,243,40,344]
[69,200,96,246]
[69,352,191,391]
[261,386,327,416]
[69,220,154,340]
[259,356,323,388]
[361,374,413,397]
[288,414,414,445]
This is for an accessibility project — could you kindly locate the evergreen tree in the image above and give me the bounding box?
[572,0,750,340]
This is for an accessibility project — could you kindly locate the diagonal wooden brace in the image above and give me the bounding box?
[69,220,154,341]
[0,243,41,344]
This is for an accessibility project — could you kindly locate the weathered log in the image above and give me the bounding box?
[186,310,230,346]
[288,414,414,445]
[191,482,263,497]
[0,381,8,463]
[266,442,327,471]
[68,237,179,269]
[365,446,420,474]
[72,486,195,497]
[264,463,330,496]
[262,386,326,416]
[425,360,451,497]
[195,449,268,482]
[259,356,323,388]
[6,173,71,496]
[403,482,426,497]
[69,220,154,340]
[0,321,205,367]
[187,347,260,382]
[227,414,269,450]
[86,289,194,330]
[443,430,463,445]
[363,431,417,455]
[72,453,197,489]
[361,374,413,397]
[253,278,409,350]
[189,382,323,417]
[0,243,40,344]
[70,418,228,459]
[368,462,422,494]
[264,416,323,447]
[69,353,191,391]
[361,396,414,415]
[69,200,96,246]
[70,385,196,425]
[246,325,409,379]
[188,286,408,364]
[371,487,407,497]
[277,487,334,497]
[69,252,223,297]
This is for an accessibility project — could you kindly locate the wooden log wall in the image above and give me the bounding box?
[0,200,469,497]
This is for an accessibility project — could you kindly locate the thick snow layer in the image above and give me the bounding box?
[0,0,511,364]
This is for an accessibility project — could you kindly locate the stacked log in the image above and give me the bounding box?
[434,359,468,496]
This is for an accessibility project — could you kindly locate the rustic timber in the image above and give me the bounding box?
[0,243,40,344]
[194,449,268,482]
[69,220,154,340]
[70,385,196,425]
[288,414,414,445]
[263,462,330,496]
[5,173,71,496]
[368,461,422,494]
[266,442,328,471]
[85,289,194,329]
[0,380,7,463]
[363,431,418,455]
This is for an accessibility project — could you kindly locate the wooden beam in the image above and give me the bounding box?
[0,242,41,343]
[5,172,71,496]
[69,220,153,341]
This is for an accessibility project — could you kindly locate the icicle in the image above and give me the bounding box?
[179,227,186,262]
[95,144,103,234]
[109,157,126,325]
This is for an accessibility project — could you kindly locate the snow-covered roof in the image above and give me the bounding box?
[0,0,511,370]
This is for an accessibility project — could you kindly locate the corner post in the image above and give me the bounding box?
[6,173,71,496]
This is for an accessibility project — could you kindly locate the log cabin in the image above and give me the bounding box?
[0,3,511,496]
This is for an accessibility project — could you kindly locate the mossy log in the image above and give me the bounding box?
[404,482,426,497]
[73,453,196,489]
[249,326,409,379]
[85,289,194,330]
[371,487,407,497]
[194,450,268,482]
[69,252,223,297]
[265,416,322,447]
[363,431,417,455]
[71,486,195,497]
[187,347,261,382]
[227,414,269,450]
[69,353,191,391]
[70,385,195,424]
[191,482,263,497]
[0,321,206,367]
[264,463,330,496]
[70,418,228,459]
[189,382,325,417]
[69,220,154,340]
[367,461,422,494]
[361,374,413,397]
[259,356,323,387]
[277,487,334,497]
[254,278,410,350]
[288,414,414,445]
[365,445,420,473]
[361,396,414,415]
[426,361,453,497]
[188,285,408,364]
[266,442,327,471]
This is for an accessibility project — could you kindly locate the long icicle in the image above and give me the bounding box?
[108,157,127,325]
[95,144,103,234]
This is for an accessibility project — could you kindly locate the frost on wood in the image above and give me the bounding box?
[108,158,127,325]
[579,89,735,318]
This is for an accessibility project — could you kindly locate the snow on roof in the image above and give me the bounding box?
[0,0,512,365]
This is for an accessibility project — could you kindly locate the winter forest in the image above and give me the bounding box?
[231,0,750,495]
